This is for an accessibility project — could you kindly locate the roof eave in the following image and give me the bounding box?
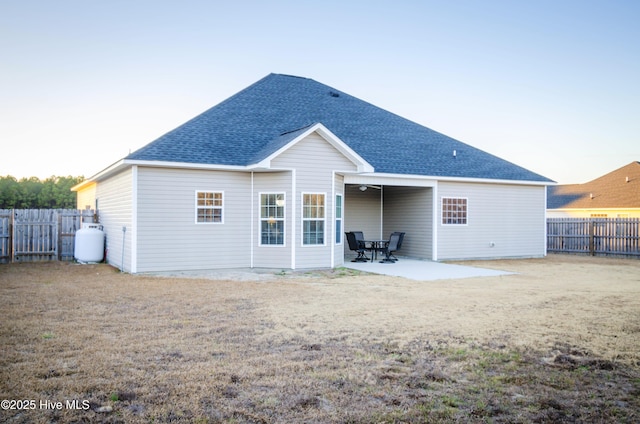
[71,159,251,191]
[351,172,555,186]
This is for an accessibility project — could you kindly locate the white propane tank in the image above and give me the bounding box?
[74,223,105,263]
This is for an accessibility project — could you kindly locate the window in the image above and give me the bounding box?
[260,193,285,245]
[303,193,325,245]
[442,197,467,225]
[196,191,223,223]
[335,194,343,244]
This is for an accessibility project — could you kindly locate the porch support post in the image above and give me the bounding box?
[250,172,254,268]
[379,185,384,238]
[432,183,438,261]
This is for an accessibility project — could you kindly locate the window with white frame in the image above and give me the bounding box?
[335,194,343,244]
[442,197,467,225]
[260,193,285,245]
[303,193,325,245]
[196,191,223,223]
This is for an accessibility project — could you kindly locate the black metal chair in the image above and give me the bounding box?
[346,232,370,262]
[353,231,374,259]
[379,232,402,263]
[352,231,366,246]
[389,232,405,261]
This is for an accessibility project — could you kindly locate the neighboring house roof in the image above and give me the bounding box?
[547,161,640,209]
[126,73,552,182]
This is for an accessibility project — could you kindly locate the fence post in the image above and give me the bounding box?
[57,212,63,261]
[589,220,595,256]
[10,211,15,263]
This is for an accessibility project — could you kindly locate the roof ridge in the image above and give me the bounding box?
[584,161,640,185]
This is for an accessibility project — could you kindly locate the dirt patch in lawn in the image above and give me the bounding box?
[1,254,639,423]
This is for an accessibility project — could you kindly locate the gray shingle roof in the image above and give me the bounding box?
[127,73,552,182]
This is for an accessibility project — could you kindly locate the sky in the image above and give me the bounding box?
[1,0,638,184]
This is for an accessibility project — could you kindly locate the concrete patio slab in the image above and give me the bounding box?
[344,258,514,281]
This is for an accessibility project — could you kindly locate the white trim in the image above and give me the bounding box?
[72,159,255,191]
[432,183,438,261]
[250,172,254,268]
[335,193,343,246]
[131,159,248,172]
[291,169,296,269]
[195,190,224,224]
[253,123,374,173]
[344,174,437,187]
[345,172,553,187]
[379,186,384,239]
[131,165,138,273]
[73,158,551,192]
[331,172,336,268]
[441,196,469,226]
[258,192,286,247]
[301,191,327,247]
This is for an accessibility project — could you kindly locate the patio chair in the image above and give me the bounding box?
[346,232,370,262]
[353,230,374,258]
[379,232,402,263]
[352,231,366,245]
[389,232,405,261]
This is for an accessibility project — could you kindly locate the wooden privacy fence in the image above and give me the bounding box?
[0,209,96,264]
[547,218,640,258]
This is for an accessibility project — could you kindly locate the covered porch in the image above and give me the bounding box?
[341,176,437,264]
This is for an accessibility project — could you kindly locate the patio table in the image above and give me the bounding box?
[365,240,389,262]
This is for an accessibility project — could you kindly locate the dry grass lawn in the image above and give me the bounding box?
[1,254,639,423]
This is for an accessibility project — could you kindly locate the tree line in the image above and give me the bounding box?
[0,176,84,209]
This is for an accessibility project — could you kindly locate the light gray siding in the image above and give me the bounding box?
[437,182,546,260]
[95,168,133,271]
[135,167,251,272]
[271,133,357,268]
[383,186,432,259]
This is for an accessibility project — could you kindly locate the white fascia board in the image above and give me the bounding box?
[251,123,374,173]
[123,159,248,172]
[71,159,128,191]
[431,175,555,186]
[344,173,437,187]
[348,172,554,187]
[72,159,250,191]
